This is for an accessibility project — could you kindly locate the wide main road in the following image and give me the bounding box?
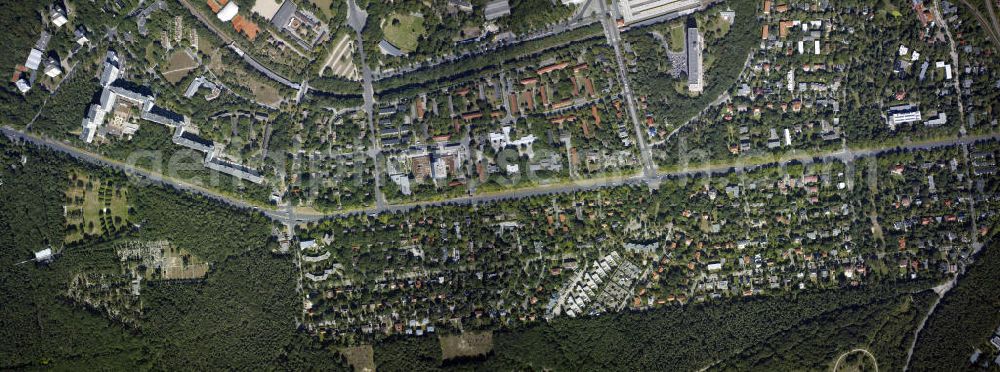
[1,126,270,214]
[6,126,999,224]
[345,0,388,211]
[600,0,656,179]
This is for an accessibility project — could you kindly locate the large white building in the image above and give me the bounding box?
[488,126,537,158]
[887,104,922,129]
[25,49,44,71]
[99,52,120,86]
[686,27,704,93]
[81,51,169,143]
[618,0,701,25]
[35,248,53,263]
[217,1,239,22]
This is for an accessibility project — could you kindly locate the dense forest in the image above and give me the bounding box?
[628,0,759,125]
[369,282,937,370]
[2,118,998,370]
[911,240,1000,370]
[0,137,343,369]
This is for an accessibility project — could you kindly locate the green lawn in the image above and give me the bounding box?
[309,0,335,17]
[64,171,129,243]
[700,11,732,41]
[668,24,685,52]
[382,13,425,52]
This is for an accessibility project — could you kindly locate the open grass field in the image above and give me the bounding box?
[250,80,282,107]
[879,0,902,18]
[162,49,200,84]
[161,245,209,280]
[64,171,129,244]
[310,0,335,18]
[250,0,282,20]
[668,23,685,52]
[202,36,283,106]
[439,331,493,361]
[340,345,375,372]
[703,10,731,38]
[381,13,425,52]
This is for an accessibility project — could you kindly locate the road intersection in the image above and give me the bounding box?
[9,0,1000,227]
[6,125,997,225]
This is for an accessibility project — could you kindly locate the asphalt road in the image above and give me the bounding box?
[1,126,269,214]
[7,125,997,225]
[346,0,387,211]
[600,1,656,179]
[10,0,1000,225]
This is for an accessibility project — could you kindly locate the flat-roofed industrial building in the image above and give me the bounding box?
[619,0,701,25]
[686,27,703,93]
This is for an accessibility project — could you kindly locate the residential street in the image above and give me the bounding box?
[6,0,1000,366]
[6,125,997,225]
[346,0,388,211]
[600,0,657,179]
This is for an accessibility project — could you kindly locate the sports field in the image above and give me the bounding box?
[382,13,425,52]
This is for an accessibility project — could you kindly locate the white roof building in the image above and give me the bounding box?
[619,0,700,25]
[390,173,412,195]
[44,59,62,78]
[887,104,922,129]
[15,79,31,93]
[432,157,448,179]
[74,27,89,45]
[80,104,107,142]
[50,7,68,28]
[100,64,120,87]
[35,248,53,262]
[686,27,704,93]
[217,2,239,22]
[925,112,947,127]
[378,39,405,57]
[25,49,44,70]
[936,61,953,80]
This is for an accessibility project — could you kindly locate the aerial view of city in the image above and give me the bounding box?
[3,0,1000,370]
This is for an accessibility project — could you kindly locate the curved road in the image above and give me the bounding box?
[4,126,999,224]
[176,0,301,90]
[833,348,879,372]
